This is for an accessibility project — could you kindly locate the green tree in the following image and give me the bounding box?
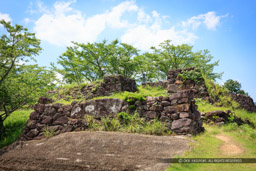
[150,40,194,80]
[108,40,139,78]
[54,40,140,83]
[0,20,54,138]
[192,49,222,80]
[55,40,111,83]
[144,40,221,81]
[223,79,248,95]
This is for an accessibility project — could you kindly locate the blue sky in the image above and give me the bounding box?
[0,0,255,102]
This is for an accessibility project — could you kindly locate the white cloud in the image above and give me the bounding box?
[121,6,198,51]
[33,0,227,50]
[182,11,228,31]
[34,0,140,46]
[24,18,30,24]
[0,12,11,23]
[121,25,197,51]
[106,0,138,29]
[137,9,151,23]
[28,1,49,14]
[34,0,105,46]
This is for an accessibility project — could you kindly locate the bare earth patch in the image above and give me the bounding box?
[0,131,189,171]
[216,134,244,155]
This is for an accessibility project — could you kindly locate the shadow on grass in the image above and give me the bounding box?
[0,110,31,149]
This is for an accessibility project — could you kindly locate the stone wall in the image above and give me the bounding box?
[143,68,208,98]
[167,68,209,98]
[21,90,204,140]
[142,80,168,89]
[52,75,137,100]
[133,90,204,134]
[201,110,255,127]
[82,75,137,100]
[230,93,256,112]
[144,68,256,112]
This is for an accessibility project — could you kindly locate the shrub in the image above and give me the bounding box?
[202,75,239,109]
[101,117,121,131]
[143,119,170,135]
[117,112,132,125]
[43,126,55,138]
[84,115,101,130]
[178,68,203,84]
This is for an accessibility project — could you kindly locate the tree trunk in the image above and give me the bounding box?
[0,116,5,139]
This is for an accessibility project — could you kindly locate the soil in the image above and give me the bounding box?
[0,131,189,171]
[216,134,244,155]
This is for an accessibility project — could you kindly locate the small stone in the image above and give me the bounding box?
[53,113,63,121]
[30,111,40,120]
[161,101,171,107]
[160,116,169,122]
[175,104,190,112]
[144,111,158,119]
[41,116,52,124]
[57,108,63,113]
[36,123,45,131]
[26,119,37,129]
[171,113,179,120]
[164,106,176,113]
[52,103,63,109]
[34,104,45,113]
[179,112,190,118]
[53,116,69,125]
[39,97,53,104]
[171,118,192,130]
[149,105,163,111]
[26,129,39,138]
[63,105,72,112]
[177,98,189,104]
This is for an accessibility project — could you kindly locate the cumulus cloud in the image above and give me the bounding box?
[182,11,228,31]
[34,0,140,46]
[0,12,11,22]
[24,18,30,24]
[33,0,227,50]
[106,0,138,28]
[121,25,197,51]
[121,7,197,50]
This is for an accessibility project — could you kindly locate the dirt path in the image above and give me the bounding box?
[0,131,189,171]
[216,134,244,155]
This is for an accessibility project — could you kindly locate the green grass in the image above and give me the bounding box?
[196,98,256,127]
[0,109,32,148]
[54,98,84,105]
[93,85,169,101]
[167,124,256,171]
[168,100,256,171]
[84,112,171,135]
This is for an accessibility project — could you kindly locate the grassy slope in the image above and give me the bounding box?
[168,100,256,171]
[0,109,32,148]
[55,85,169,104]
[196,99,256,126]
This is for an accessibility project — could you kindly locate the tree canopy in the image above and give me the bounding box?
[53,39,221,84]
[0,20,55,137]
[223,79,248,95]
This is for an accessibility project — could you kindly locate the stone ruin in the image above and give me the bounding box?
[143,68,256,112]
[201,110,254,127]
[20,72,206,140]
[143,68,209,99]
[53,75,137,100]
[20,89,204,140]
[230,93,256,112]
